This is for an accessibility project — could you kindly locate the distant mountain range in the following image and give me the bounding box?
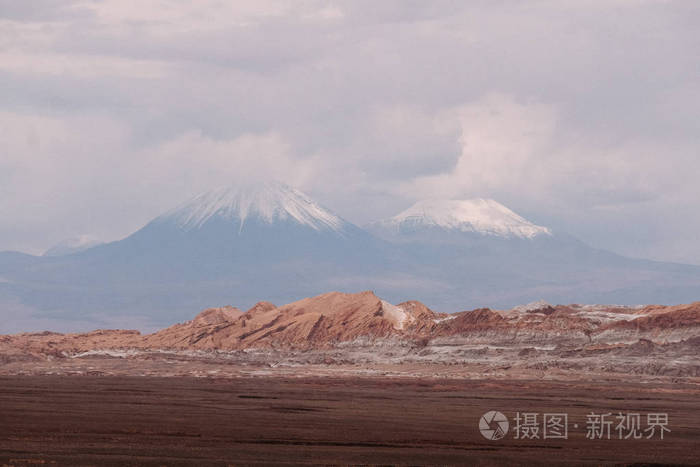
[2,181,700,332]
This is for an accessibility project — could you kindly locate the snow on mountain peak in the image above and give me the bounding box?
[160,181,348,232]
[378,198,551,239]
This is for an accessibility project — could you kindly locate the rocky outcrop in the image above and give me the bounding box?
[1,293,698,356]
[143,291,438,350]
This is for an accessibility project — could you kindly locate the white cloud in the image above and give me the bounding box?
[141,129,313,193]
[400,93,695,212]
[405,94,558,200]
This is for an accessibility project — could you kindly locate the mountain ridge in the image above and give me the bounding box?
[2,182,700,332]
[2,291,698,354]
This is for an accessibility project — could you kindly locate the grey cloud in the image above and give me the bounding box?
[0,0,94,21]
[0,0,699,263]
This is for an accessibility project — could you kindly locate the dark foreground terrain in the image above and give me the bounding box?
[1,376,699,466]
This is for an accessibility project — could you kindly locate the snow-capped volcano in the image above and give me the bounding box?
[157,182,349,233]
[113,180,377,274]
[369,198,551,239]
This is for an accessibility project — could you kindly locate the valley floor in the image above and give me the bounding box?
[1,374,699,466]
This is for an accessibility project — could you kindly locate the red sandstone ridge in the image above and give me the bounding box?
[192,306,244,325]
[143,291,444,350]
[0,292,699,356]
[0,329,142,359]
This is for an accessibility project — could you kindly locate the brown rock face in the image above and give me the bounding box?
[140,305,243,349]
[143,291,440,350]
[191,306,243,326]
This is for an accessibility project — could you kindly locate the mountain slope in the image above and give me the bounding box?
[366,198,700,312]
[0,183,397,330]
[43,235,103,257]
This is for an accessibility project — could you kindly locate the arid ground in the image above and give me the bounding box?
[2,293,699,465]
[1,375,699,466]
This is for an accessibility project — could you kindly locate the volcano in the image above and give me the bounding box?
[1,183,700,332]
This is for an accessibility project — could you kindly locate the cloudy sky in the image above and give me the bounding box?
[1,0,698,264]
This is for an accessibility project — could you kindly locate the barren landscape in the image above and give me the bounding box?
[1,376,699,466]
[2,291,698,380]
[1,291,699,465]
